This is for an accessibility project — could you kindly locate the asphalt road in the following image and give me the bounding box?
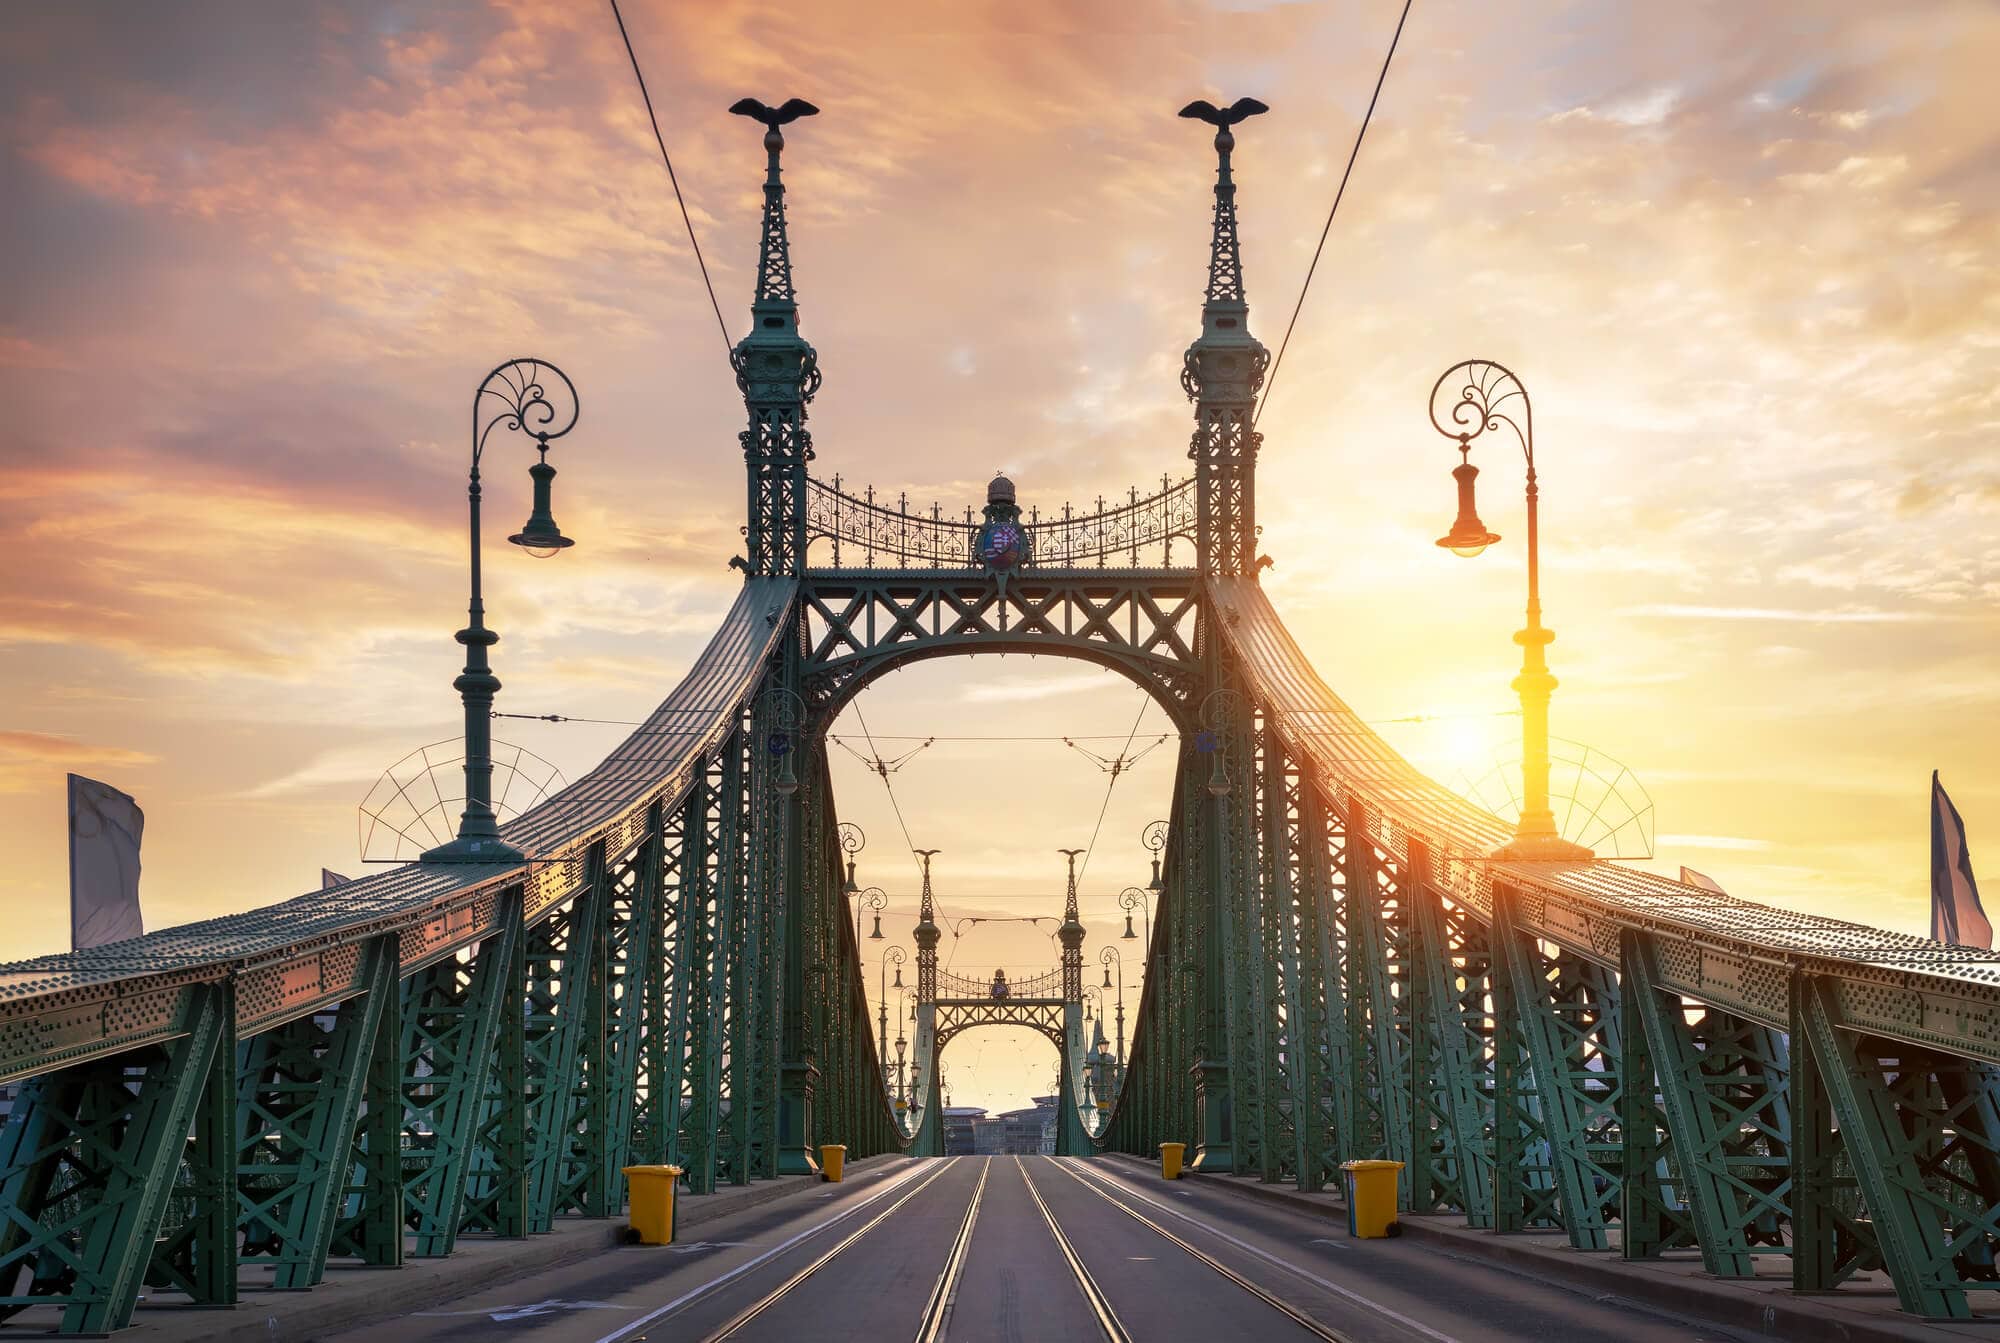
[332,1156,1763,1343]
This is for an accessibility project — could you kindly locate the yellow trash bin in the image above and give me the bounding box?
[622,1165,682,1246]
[1340,1159,1404,1239]
[1159,1141,1186,1180]
[819,1144,847,1182]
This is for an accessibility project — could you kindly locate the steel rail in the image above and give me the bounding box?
[1058,1159,1464,1343]
[1044,1158,1352,1342]
[1014,1157,1133,1343]
[913,1157,991,1343]
[586,1158,941,1343]
[697,1157,965,1342]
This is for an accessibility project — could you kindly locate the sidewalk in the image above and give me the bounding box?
[102,1156,903,1343]
[1104,1154,1993,1343]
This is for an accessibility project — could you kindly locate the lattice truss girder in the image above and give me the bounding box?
[798,574,1203,721]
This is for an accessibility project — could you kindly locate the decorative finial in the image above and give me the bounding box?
[729,96,819,308]
[1179,97,1267,306]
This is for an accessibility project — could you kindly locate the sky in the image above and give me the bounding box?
[3,1,1997,1116]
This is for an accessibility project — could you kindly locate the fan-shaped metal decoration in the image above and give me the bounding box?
[1454,736,1655,860]
[359,738,569,864]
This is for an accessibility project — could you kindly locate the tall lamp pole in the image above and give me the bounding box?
[425,358,578,863]
[1429,359,1593,862]
[879,945,906,1080]
[1099,945,1126,1077]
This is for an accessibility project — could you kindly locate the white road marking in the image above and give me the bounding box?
[664,1240,749,1255]
[1069,1160,1461,1343]
[416,1298,631,1320]
[1308,1237,1348,1252]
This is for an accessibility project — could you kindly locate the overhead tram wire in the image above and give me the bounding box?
[607,0,733,355]
[1253,0,1414,428]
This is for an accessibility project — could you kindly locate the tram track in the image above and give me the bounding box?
[693,1156,967,1343]
[1013,1156,1133,1343]
[1041,1156,1357,1342]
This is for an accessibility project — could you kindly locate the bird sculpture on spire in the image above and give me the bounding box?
[1177,96,1269,127]
[728,96,820,128]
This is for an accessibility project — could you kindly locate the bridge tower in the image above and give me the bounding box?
[1180,98,1271,579]
[729,97,822,577]
[909,850,944,1154]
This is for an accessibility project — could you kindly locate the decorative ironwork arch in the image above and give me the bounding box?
[797,570,1205,731]
[931,999,1067,1056]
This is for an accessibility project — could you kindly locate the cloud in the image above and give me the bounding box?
[0,731,157,795]
[961,671,1123,704]
[1657,834,1773,852]
[1623,604,1933,623]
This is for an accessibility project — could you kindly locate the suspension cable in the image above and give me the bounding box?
[1254,0,1413,427]
[606,0,733,355]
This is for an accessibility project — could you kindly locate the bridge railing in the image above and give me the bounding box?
[935,967,1066,1001]
[804,473,1196,569]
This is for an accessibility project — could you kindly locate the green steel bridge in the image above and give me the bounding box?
[1,97,1997,1336]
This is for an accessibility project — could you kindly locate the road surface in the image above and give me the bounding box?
[333,1155,1758,1342]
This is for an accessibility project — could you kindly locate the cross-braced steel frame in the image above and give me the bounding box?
[0,92,1996,1335]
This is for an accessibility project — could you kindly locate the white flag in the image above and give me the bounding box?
[68,774,144,950]
[1680,866,1728,895]
[1931,771,1990,948]
[321,869,353,890]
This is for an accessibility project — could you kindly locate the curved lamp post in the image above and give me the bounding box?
[839,822,865,895]
[1118,886,1151,946]
[1141,819,1169,892]
[1099,945,1126,1075]
[857,886,888,944]
[878,945,906,1080]
[1196,688,1244,798]
[1428,359,1593,862]
[761,686,808,799]
[425,358,578,863]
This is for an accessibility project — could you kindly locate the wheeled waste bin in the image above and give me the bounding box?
[621,1165,683,1245]
[1340,1159,1404,1238]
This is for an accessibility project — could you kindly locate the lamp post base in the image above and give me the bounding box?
[421,834,527,864]
[1489,832,1594,862]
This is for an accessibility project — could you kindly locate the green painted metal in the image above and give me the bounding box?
[0,981,228,1332]
[522,844,607,1232]
[1799,975,2000,1319]
[234,934,400,1289]
[1623,928,1791,1275]
[402,889,525,1256]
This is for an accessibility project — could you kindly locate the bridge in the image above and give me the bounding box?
[0,91,1995,1342]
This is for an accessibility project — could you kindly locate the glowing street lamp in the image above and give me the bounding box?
[1427,359,1593,862]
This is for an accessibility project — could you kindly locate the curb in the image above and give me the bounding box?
[1102,1155,1964,1343]
[130,1155,904,1343]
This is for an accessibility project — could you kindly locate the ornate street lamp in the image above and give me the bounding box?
[761,686,807,798]
[424,358,578,864]
[879,945,906,1079]
[1197,688,1244,798]
[1142,819,1169,893]
[1119,886,1151,946]
[839,822,865,895]
[1428,359,1593,862]
[1100,945,1126,1074]
[857,886,888,943]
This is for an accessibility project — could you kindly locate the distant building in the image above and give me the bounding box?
[971,1116,1011,1154]
[942,1105,987,1155]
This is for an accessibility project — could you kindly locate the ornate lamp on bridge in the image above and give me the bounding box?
[1428,359,1593,862]
[878,945,905,1079]
[424,358,579,864]
[1142,819,1169,893]
[857,886,888,944]
[1100,945,1126,1077]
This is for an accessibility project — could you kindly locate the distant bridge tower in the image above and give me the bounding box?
[1179,97,1271,579]
[730,96,822,577]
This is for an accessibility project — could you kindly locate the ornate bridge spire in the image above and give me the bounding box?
[1058,848,1086,1004]
[1178,97,1271,579]
[730,96,822,577]
[913,848,941,1004]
